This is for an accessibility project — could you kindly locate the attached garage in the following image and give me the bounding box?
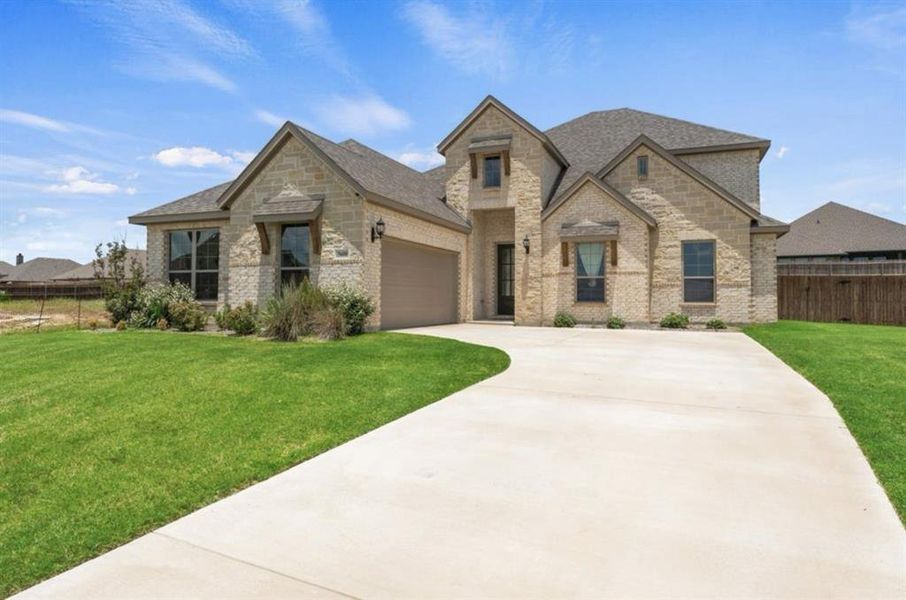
[380,238,458,330]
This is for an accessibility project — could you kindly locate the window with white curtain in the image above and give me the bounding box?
[575,242,605,302]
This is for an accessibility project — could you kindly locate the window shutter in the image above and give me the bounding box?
[502,150,511,176]
[561,242,569,267]
[610,240,617,266]
[470,154,477,179]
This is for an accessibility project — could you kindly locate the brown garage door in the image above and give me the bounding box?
[381,238,458,330]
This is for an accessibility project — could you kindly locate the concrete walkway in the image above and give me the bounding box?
[17,325,905,599]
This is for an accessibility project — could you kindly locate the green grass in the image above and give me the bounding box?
[0,330,509,595]
[744,321,906,523]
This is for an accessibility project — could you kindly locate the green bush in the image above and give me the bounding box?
[129,282,198,329]
[95,241,145,324]
[706,318,727,330]
[218,301,259,335]
[261,280,330,342]
[606,315,626,329]
[324,284,374,335]
[659,312,690,329]
[0,290,9,303]
[553,312,577,328]
[168,301,207,332]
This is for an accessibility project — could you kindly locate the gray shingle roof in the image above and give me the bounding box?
[52,250,147,281]
[131,181,232,219]
[296,127,468,227]
[776,202,906,257]
[0,261,14,278]
[1,257,81,282]
[545,108,768,202]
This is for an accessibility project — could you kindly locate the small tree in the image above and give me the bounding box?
[95,241,145,324]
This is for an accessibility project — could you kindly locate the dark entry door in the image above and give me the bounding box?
[497,244,515,316]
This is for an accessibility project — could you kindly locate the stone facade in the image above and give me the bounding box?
[141,101,781,328]
[605,144,753,323]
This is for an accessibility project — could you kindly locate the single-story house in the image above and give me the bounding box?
[130,95,789,329]
[0,257,81,283]
[52,249,147,282]
[777,202,906,263]
[0,261,14,280]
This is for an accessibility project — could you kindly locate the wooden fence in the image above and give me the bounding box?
[778,267,905,325]
[0,281,103,300]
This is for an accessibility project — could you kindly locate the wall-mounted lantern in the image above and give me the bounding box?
[522,234,530,254]
[371,217,385,242]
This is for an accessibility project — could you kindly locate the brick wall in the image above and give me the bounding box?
[541,181,650,324]
[750,233,778,322]
[471,209,515,319]
[145,218,230,305]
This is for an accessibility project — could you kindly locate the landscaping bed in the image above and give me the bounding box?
[0,329,509,595]
[745,320,906,523]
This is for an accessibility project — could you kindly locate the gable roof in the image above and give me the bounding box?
[1,257,80,282]
[597,135,761,220]
[0,261,14,277]
[437,95,569,168]
[776,202,906,257]
[546,108,769,203]
[542,172,657,227]
[52,250,147,281]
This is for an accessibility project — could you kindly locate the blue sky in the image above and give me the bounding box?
[1,0,904,263]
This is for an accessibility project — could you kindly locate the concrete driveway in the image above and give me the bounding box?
[17,325,905,599]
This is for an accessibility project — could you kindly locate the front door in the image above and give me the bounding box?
[497,244,515,316]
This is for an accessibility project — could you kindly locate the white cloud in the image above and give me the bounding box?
[33,207,67,217]
[397,148,444,170]
[775,146,789,159]
[846,5,906,50]
[866,201,891,214]
[44,166,121,195]
[401,1,514,78]
[255,109,286,127]
[314,95,411,136]
[152,146,255,170]
[74,0,251,91]
[0,109,70,132]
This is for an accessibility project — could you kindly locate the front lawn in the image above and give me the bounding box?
[0,330,509,595]
[745,321,906,523]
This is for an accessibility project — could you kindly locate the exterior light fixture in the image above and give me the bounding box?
[371,217,385,242]
[522,234,530,254]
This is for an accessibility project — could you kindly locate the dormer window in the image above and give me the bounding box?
[484,154,501,188]
[637,155,649,179]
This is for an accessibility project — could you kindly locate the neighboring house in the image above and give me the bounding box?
[776,202,906,263]
[130,95,788,328]
[0,261,14,279]
[53,249,148,281]
[0,257,81,283]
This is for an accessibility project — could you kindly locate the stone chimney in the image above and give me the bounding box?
[16,253,24,265]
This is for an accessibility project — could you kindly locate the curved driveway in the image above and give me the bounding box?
[18,325,905,599]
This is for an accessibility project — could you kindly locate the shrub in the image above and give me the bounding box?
[168,301,208,332]
[213,304,230,331]
[311,305,346,341]
[261,280,329,341]
[95,241,145,324]
[606,315,626,329]
[0,290,9,303]
[157,318,169,331]
[87,319,98,330]
[115,320,127,331]
[553,312,577,328]
[324,284,374,335]
[659,312,690,329]
[129,281,198,329]
[706,318,727,330]
[222,301,259,335]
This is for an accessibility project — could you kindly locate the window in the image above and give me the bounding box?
[576,242,606,302]
[682,241,715,303]
[484,154,501,188]
[168,229,219,301]
[280,224,310,287]
[637,155,649,178]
